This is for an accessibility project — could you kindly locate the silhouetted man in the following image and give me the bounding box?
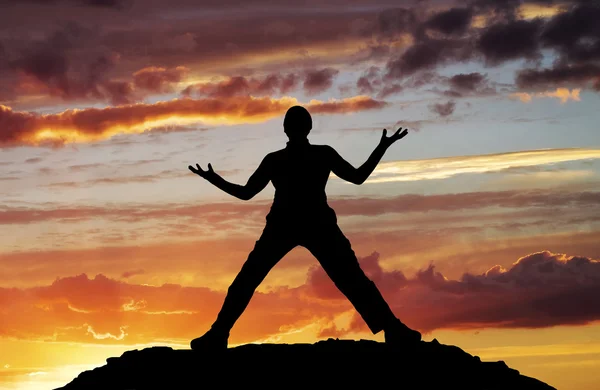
[188,105,421,350]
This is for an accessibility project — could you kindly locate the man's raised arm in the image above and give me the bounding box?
[188,154,272,201]
[329,127,408,185]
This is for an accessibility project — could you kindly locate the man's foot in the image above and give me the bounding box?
[190,328,229,351]
[384,319,421,348]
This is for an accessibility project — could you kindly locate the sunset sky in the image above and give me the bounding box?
[1,0,600,389]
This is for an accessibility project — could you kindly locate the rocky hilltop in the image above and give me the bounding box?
[57,338,555,389]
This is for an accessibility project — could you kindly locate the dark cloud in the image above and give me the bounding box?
[133,66,189,93]
[516,64,600,90]
[356,75,376,95]
[8,22,189,105]
[540,4,600,62]
[315,250,600,334]
[429,100,456,116]
[355,66,404,98]
[449,72,487,91]
[477,19,543,65]
[7,22,135,105]
[100,80,137,105]
[440,72,496,98]
[376,7,419,37]
[356,66,381,95]
[385,38,473,79]
[303,68,340,95]
[2,0,599,109]
[471,0,523,22]
[0,0,126,7]
[182,73,300,98]
[425,7,473,36]
[377,84,403,98]
[83,0,127,7]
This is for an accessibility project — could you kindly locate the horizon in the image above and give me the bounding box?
[1,0,600,389]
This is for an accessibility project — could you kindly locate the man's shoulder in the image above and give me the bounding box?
[267,144,334,159]
[311,144,335,153]
[267,148,286,158]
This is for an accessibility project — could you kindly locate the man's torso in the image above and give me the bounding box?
[267,143,335,219]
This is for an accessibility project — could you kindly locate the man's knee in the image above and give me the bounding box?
[227,273,260,297]
[327,262,373,291]
[229,250,267,292]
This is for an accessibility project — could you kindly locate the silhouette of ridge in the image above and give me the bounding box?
[57,339,555,389]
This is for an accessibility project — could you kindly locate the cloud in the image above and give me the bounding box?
[12,45,188,105]
[440,72,496,98]
[121,269,145,279]
[429,100,456,116]
[3,188,600,230]
[0,95,387,147]
[182,73,300,98]
[303,68,340,95]
[376,7,419,37]
[2,1,598,112]
[385,38,473,79]
[448,72,487,91]
[1,249,598,345]
[510,88,581,103]
[516,64,600,91]
[365,148,600,183]
[132,66,189,94]
[355,66,404,98]
[425,7,474,36]
[1,3,401,108]
[86,324,127,340]
[4,0,127,7]
[307,95,387,114]
[0,271,342,344]
[330,190,600,218]
[43,169,187,188]
[311,250,600,335]
[477,19,542,65]
[540,4,600,63]
[6,22,134,105]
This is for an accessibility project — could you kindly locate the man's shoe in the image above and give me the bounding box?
[190,328,229,351]
[384,319,421,347]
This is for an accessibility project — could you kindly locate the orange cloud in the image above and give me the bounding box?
[132,66,190,93]
[1,250,598,347]
[510,88,581,103]
[0,95,386,147]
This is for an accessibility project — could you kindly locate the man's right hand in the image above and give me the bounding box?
[188,163,218,182]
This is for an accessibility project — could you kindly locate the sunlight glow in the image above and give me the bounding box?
[510,88,581,104]
[363,148,600,183]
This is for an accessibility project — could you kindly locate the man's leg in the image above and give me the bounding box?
[303,222,420,343]
[191,221,296,350]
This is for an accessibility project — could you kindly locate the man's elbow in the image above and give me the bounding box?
[341,174,364,185]
[238,189,256,201]
[350,173,367,185]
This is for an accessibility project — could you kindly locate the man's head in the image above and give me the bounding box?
[283,105,312,141]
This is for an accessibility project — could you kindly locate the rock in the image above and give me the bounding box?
[56,339,556,390]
